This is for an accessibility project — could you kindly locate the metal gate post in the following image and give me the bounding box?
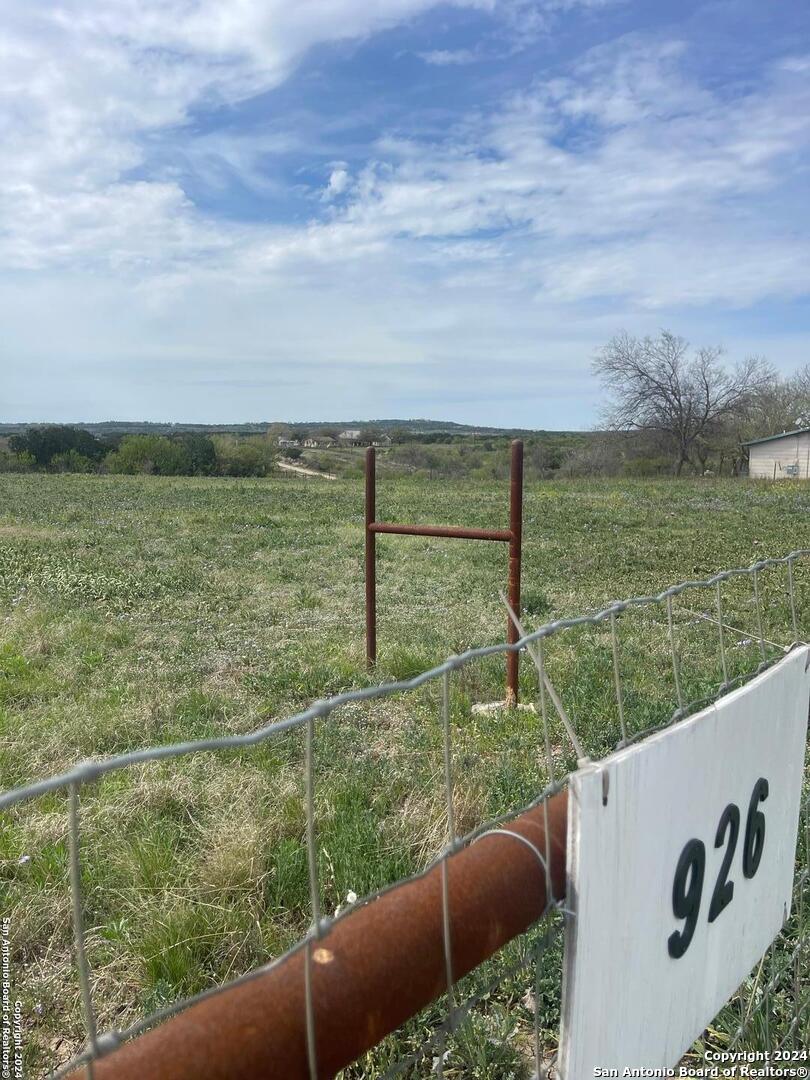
[365,447,376,669]
[506,439,524,704]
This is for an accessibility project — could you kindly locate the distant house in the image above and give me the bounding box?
[744,428,810,479]
[337,429,392,448]
[277,437,300,449]
[337,429,363,446]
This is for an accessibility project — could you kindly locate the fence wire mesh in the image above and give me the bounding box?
[2,551,809,1078]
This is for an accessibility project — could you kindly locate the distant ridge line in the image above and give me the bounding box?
[0,419,587,437]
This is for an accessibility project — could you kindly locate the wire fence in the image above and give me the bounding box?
[3,551,810,1078]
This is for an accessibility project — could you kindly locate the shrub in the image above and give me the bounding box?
[50,450,95,473]
[623,455,673,478]
[106,435,192,475]
[558,439,623,478]
[0,449,34,473]
[213,436,276,477]
[306,454,332,472]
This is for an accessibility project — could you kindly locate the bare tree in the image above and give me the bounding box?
[593,330,773,475]
[784,363,810,428]
[705,359,810,474]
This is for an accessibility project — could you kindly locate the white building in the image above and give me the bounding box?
[336,429,392,447]
[745,427,810,479]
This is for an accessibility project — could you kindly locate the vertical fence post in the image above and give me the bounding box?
[506,439,524,705]
[366,447,377,670]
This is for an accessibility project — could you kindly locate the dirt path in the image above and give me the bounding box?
[277,460,337,480]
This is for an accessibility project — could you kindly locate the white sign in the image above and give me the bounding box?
[558,646,810,1077]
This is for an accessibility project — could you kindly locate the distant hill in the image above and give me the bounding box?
[0,421,269,437]
[0,419,587,437]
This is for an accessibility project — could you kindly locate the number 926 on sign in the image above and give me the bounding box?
[558,646,810,1078]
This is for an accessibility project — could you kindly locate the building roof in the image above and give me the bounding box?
[743,427,810,447]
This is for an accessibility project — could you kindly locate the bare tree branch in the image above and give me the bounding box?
[593,330,774,475]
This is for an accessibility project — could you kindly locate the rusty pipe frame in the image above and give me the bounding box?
[79,789,567,1080]
[365,440,524,703]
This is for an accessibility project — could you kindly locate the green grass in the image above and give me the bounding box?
[1,472,809,1075]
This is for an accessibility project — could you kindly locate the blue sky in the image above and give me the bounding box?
[1,0,809,428]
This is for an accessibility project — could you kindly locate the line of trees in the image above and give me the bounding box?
[0,428,279,477]
[589,330,807,477]
[2,339,803,483]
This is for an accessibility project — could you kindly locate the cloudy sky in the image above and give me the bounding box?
[2,0,809,428]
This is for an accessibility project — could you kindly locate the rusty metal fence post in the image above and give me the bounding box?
[365,446,377,671]
[365,440,524,703]
[506,439,524,704]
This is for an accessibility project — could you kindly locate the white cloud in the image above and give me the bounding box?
[419,48,479,65]
[250,37,810,310]
[0,0,634,274]
[3,21,808,300]
[1,5,809,425]
[0,0,498,272]
[323,166,351,200]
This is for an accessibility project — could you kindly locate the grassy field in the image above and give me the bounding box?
[1,472,809,1076]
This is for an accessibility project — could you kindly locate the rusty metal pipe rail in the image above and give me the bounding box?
[79,789,567,1080]
[369,522,513,542]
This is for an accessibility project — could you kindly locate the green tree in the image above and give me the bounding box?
[105,435,191,475]
[177,434,217,475]
[9,426,106,467]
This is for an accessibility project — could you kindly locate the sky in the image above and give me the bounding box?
[1,0,809,429]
